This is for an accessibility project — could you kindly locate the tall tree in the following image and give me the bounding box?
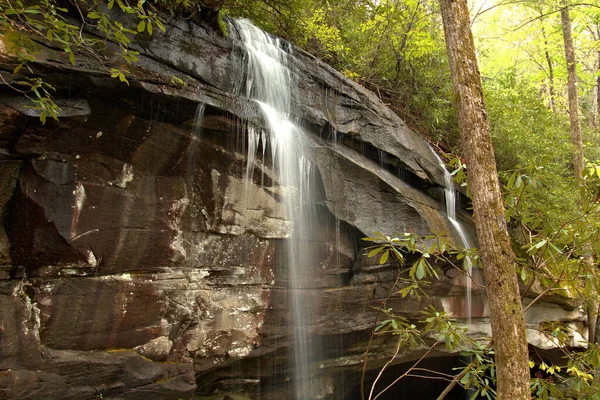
[560,2,598,343]
[437,0,531,398]
[592,52,600,128]
[589,24,600,128]
[541,22,557,113]
[561,2,585,184]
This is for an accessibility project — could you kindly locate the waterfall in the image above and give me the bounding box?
[192,103,206,135]
[232,19,318,399]
[429,148,474,321]
[188,103,205,178]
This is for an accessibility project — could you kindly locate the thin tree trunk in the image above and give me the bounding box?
[541,24,557,113]
[561,4,585,184]
[592,23,600,129]
[560,4,598,343]
[437,0,530,398]
[592,49,600,128]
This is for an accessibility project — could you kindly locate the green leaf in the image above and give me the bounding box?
[515,174,522,188]
[155,19,165,32]
[368,247,383,258]
[462,256,470,271]
[416,260,425,279]
[549,242,563,254]
[375,320,390,332]
[137,20,146,33]
[362,237,380,242]
[147,20,153,35]
[108,0,115,9]
[430,265,439,279]
[507,171,516,189]
[460,373,470,385]
[380,250,389,264]
[527,239,546,254]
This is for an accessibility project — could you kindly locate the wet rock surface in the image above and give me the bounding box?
[0,15,586,400]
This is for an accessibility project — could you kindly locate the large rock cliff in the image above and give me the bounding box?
[0,14,587,399]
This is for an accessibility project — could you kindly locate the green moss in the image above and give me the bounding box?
[218,11,229,37]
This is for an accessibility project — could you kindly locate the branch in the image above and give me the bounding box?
[372,339,443,400]
[514,3,600,32]
[436,362,472,400]
[368,335,404,400]
[361,320,379,400]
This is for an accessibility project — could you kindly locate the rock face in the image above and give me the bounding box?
[0,15,587,400]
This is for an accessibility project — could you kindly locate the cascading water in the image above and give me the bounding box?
[430,149,480,400]
[232,19,319,399]
[429,148,474,322]
[188,103,206,178]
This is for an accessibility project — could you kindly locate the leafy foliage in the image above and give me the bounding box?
[362,149,600,398]
[0,0,167,122]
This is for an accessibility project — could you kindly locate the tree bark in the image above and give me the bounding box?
[561,4,585,184]
[541,24,557,113]
[560,4,598,343]
[437,0,530,398]
[591,49,600,128]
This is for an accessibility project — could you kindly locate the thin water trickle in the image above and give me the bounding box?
[429,149,478,400]
[188,103,206,176]
[233,19,319,399]
[378,149,388,170]
[429,148,474,322]
[192,103,206,135]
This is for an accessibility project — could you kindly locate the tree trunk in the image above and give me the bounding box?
[560,4,598,343]
[592,49,600,128]
[541,24,557,113]
[591,23,600,129]
[437,0,531,398]
[561,4,585,184]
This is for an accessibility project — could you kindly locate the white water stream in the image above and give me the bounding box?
[233,18,477,397]
[233,19,318,399]
[430,148,474,321]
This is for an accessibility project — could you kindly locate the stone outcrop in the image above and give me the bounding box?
[0,13,587,400]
